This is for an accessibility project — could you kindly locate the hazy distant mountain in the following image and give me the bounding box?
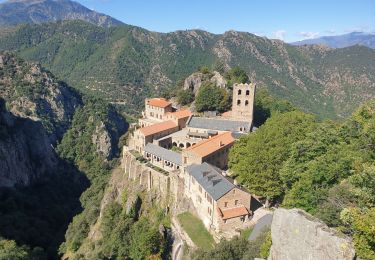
[0,0,123,27]
[291,32,375,49]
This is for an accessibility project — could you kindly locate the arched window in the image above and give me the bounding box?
[179,143,185,148]
[238,90,242,95]
[246,90,250,95]
[237,100,241,105]
[245,100,249,106]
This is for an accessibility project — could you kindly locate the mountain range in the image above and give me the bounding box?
[0,0,374,120]
[292,32,375,49]
[0,0,123,27]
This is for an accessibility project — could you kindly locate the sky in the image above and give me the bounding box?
[2,0,375,42]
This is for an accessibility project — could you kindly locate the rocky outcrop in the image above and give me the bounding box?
[0,52,81,143]
[90,106,127,160]
[0,98,58,187]
[183,71,227,94]
[269,208,355,260]
[0,53,82,186]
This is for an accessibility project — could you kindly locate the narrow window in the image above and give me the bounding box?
[245,100,249,106]
[235,200,238,206]
[237,100,241,105]
[224,202,228,207]
[238,89,242,95]
[246,90,250,95]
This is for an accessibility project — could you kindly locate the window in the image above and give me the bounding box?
[237,100,241,105]
[224,202,228,207]
[241,216,245,222]
[246,90,250,95]
[245,100,249,106]
[238,89,242,95]
[235,200,238,206]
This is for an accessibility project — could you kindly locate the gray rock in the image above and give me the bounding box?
[183,71,227,95]
[269,208,355,260]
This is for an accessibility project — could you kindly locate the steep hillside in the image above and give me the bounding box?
[292,32,375,49]
[0,52,128,258]
[0,21,374,118]
[0,0,123,27]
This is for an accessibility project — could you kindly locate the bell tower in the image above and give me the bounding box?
[231,83,256,124]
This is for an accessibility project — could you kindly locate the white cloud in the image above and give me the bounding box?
[273,30,286,40]
[298,31,320,40]
[323,29,336,35]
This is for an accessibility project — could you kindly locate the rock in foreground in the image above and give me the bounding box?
[269,208,355,260]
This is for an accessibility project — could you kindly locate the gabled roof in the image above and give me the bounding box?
[146,98,172,108]
[187,116,251,132]
[186,163,235,200]
[144,143,182,165]
[165,109,192,119]
[185,132,235,157]
[139,120,177,136]
[218,206,249,220]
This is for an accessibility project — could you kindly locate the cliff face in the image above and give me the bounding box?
[0,98,58,186]
[269,208,355,260]
[0,52,81,143]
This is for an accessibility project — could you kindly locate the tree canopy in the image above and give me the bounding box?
[195,82,231,112]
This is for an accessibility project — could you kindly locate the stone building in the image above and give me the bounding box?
[130,120,179,152]
[230,83,256,122]
[144,143,182,171]
[139,98,173,127]
[184,163,252,231]
[181,132,235,169]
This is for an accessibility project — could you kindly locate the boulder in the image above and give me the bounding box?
[269,208,355,260]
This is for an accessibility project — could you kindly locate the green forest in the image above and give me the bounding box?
[229,99,375,259]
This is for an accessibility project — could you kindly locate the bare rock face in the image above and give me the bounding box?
[0,99,58,187]
[269,208,355,260]
[92,121,112,160]
[184,72,203,93]
[183,71,227,94]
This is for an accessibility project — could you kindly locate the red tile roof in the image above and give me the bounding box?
[146,98,172,108]
[165,109,192,119]
[139,120,177,136]
[185,132,234,157]
[218,206,249,220]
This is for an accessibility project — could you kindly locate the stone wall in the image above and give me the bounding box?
[122,146,182,207]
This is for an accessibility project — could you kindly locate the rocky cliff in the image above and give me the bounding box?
[269,208,355,260]
[0,52,81,143]
[183,70,227,94]
[0,98,59,186]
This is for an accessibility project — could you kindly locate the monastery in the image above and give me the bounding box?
[124,82,260,235]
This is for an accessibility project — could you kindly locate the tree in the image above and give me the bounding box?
[229,111,315,201]
[224,66,249,86]
[177,89,194,105]
[340,207,375,259]
[253,89,295,126]
[195,82,231,112]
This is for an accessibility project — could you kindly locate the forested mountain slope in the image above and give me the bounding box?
[0,0,123,27]
[0,52,128,258]
[0,21,374,118]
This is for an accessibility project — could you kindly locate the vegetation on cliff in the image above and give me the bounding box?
[229,99,375,258]
[0,20,374,118]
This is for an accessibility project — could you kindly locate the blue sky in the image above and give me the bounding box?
[3,0,375,42]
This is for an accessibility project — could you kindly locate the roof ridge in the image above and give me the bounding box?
[185,131,231,151]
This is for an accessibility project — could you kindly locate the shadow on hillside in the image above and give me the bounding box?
[0,160,89,259]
